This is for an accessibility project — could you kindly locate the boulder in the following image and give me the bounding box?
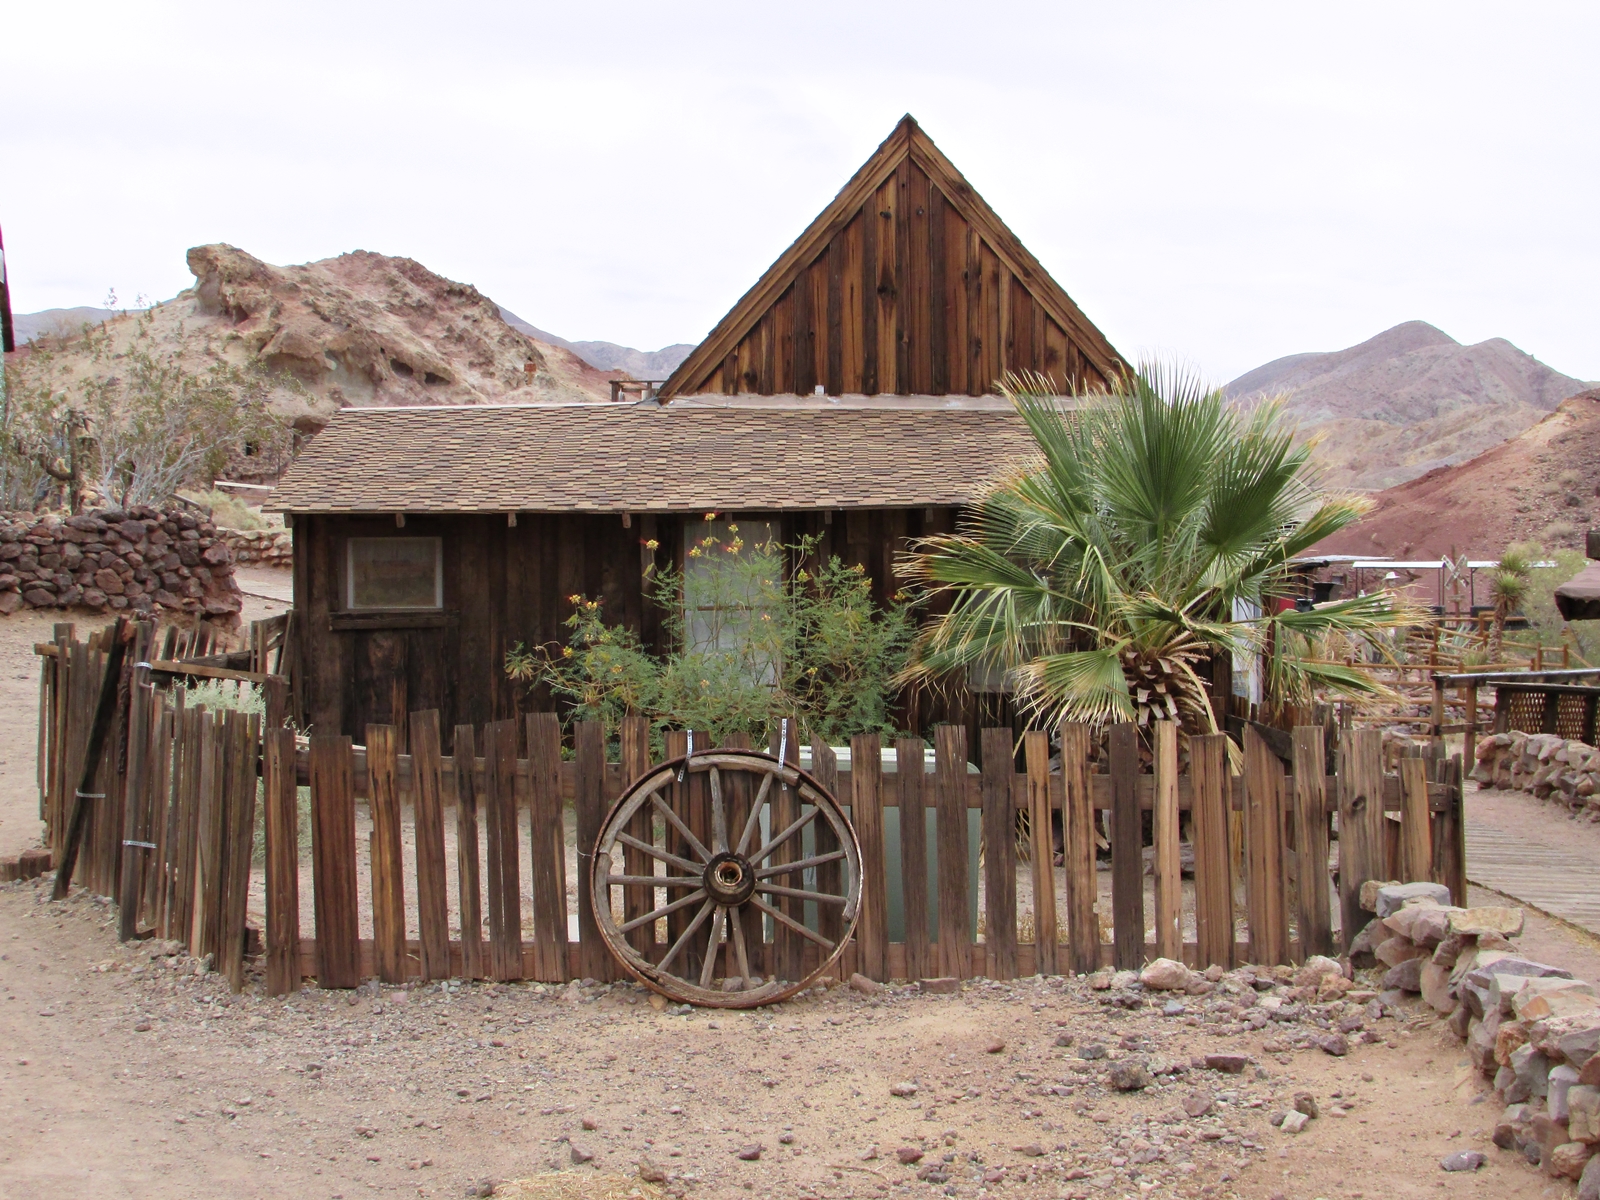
[1294,955,1344,988]
[1551,1065,1583,1122]
[1502,975,1595,1019]
[1510,1043,1552,1101]
[1553,1143,1594,1182]
[1139,958,1194,991]
[1451,907,1526,939]
[1583,1153,1600,1200]
[1376,882,1452,918]
[1570,1085,1600,1144]
[1383,957,1424,992]
[1421,960,1457,1014]
[1360,879,1399,912]
[1375,936,1427,968]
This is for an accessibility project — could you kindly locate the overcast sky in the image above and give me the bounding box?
[4,1,1596,383]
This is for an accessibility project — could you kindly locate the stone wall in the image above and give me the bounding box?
[223,528,292,568]
[1474,731,1600,823]
[0,507,243,622]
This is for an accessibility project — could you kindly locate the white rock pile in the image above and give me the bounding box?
[1351,879,1600,1193]
[1474,731,1600,822]
[222,528,291,568]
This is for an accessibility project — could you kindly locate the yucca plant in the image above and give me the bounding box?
[898,366,1420,733]
[1488,545,1533,662]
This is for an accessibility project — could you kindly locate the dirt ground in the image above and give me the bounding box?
[0,585,1594,1199]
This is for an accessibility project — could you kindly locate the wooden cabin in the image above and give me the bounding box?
[268,115,1125,742]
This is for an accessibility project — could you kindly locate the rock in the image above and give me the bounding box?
[1552,1066,1583,1122]
[1451,906,1526,938]
[1420,961,1456,1013]
[1295,956,1345,988]
[1360,879,1396,912]
[1140,958,1194,991]
[1375,935,1427,968]
[568,1145,594,1164]
[736,1144,763,1161]
[1108,1061,1151,1091]
[1088,969,1114,990]
[1012,1142,1046,1157]
[984,1037,1005,1054]
[1511,1043,1551,1101]
[1512,979,1599,1022]
[1053,1032,1074,1047]
[1582,1151,1600,1200]
[1382,958,1424,993]
[849,972,882,996]
[467,1179,498,1197]
[1439,1150,1487,1172]
[1376,882,1452,918]
[637,1160,669,1184]
[1280,1110,1309,1134]
[1078,1043,1108,1061]
[889,1082,918,1097]
[1553,1143,1595,1181]
[1204,1053,1250,1074]
[1293,1092,1319,1118]
[1569,1085,1600,1143]
[919,977,959,995]
[1110,969,1139,989]
[1433,933,1466,970]
[895,1146,923,1165]
[1316,1033,1349,1057]
[1182,1093,1214,1118]
[1494,1104,1530,1149]
[1348,918,1385,964]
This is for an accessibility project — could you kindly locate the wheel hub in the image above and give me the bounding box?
[703,851,756,906]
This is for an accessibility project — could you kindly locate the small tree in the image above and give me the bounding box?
[1489,545,1533,662]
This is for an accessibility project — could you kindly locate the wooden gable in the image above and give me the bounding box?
[660,115,1124,400]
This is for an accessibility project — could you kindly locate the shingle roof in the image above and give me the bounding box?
[265,400,1042,514]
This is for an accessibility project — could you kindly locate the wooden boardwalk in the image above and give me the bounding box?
[1465,794,1600,936]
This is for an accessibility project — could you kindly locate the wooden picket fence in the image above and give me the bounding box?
[36,620,1469,997]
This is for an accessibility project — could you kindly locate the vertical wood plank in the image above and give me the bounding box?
[264,726,300,995]
[1242,725,1288,965]
[722,731,764,979]
[850,733,887,982]
[1109,723,1144,971]
[310,734,360,987]
[483,719,524,982]
[1152,721,1182,961]
[771,722,804,983]
[220,713,260,992]
[409,710,451,981]
[619,715,653,956]
[1339,728,1385,952]
[980,727,1017,981]
[1190,732,1234,969]
[527,712,570,983]
[662,730,691,964]
[193,709,222,959]
[1291,726,1333,959]
[1024,730,1058,975]
[1400,757,1432,884]
[574,719,613,982]
[810,737,843,955]
[1432,755,1467,905]
[453,724,484,981]
[1061,722,1098,974]
[933,725,970,979]
[367,723,407,984]
[895,736,929,980]
[116,666,152,941]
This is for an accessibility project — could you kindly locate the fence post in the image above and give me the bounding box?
[483,719,524,982]
[409,710,451,983]
[527,713,570,983]
[1191,732,1234,969]
[117,666,153,941]
[1338,728,1385,952]
[811,737,844,966]
[573,719,612,982]
[1061,722,1098,975]
[367,724,407,985]
[452,725,484,981]
[895,736,930,981]
[1400,757,1432,884]
[933,725,971,980]
[1024,730,1057,976]
[1152,721,1181,962]
[309,734,360,988]
[850,733,888,982]
[980,727,1017,981]
[1242,725,1288,965]
[1432,755,1468,905]
[619,715,653,958]
[1109,722,1143,972]
[1291,726,1333,960]
[264,725,300,996]
[220,713,260,992]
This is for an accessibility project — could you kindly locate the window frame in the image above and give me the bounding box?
[344,535,445,612]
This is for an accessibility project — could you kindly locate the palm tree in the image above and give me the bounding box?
[899,366,1418,732]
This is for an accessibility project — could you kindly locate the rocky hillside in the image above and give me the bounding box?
[1228,321,1592,491]
[10,245,622,431]
[1316,388,1600,559]
[496,308,693,378]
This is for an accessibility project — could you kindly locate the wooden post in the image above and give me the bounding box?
[453,725,484,981]
[309,734,360,987]
[1291,726,1333,960]
[264,726,300,996]
[409,710,451,982]
[193,710,223,960]
[573,719,611,982]
[220,713,260,992]
[896,736,929,981]
[1242,725,1288,965]
[1024,730,1058,975]
[1061,722,1098,975]
[1191,732,1234,969]
[1464,683,1479,759]
[811,738,844,958]
[771,723,803,983]
[483,719,524,982]
[1338,728,1385,952]
[980,728,1017,981]
[619,715,653,956]
[366,724,407,984]
[934,725,971,980]
[1152,721,1181,961]
[1432,755,1468,905]
[527,713,570,983]
[52,615,130,900]
[850,733,888,982]
[1400,757,1432,884]
[1109,722,1143,971]
[116,666,152,941]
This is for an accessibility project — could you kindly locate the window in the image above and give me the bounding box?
[346,537,443,610]
[682,518,779,681]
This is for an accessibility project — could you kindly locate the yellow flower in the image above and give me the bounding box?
[644,538,659,551]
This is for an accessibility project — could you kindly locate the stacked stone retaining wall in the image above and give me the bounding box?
[1474,731,1600,823]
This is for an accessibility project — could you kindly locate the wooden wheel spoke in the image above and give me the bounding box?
[659,899,714,974]
[730,908,756,989]
[709,768,728,853]
[756,881,847,906]
[617,887,706,935]
[751,895,834,951]
[754,804,820,863]
[698,907,728,990]
[651,793,712,863]
[614,831,700,875]
[754,848,845,879]
[735,772,775,856]
[607,874,699,888]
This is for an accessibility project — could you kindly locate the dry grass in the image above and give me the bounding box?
[494,1173,665,1199]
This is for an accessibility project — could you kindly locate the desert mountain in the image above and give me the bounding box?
[496,308,693,379]
[1227,321,1592,491]
[11,306,121,345]
[1315,388,1600,559]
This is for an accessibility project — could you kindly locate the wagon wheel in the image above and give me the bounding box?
[590,749,862,1008]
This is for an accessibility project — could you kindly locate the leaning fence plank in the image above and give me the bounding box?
[1109,722,1144,972]
[367,724,407,985]
[310,734,360,988]
[574,719,613,982]
[264,726,300,995]
[896,736,930,981]
[1061,722,1098,974]
[409,710,451,982]
[1399,757,1432,885]
[1190,732,1234,969]
[934,724,971,980]
[220,713,260,992]
[117,666,153,941]
[1291,726,1333,960]
[1338,728,1385,952]
[981,727,1017,980]
[527,712,569,983]
[1152,720,1182,962]
[143,692,173,929]
[193,709,223,960]
[1242,724,1288,966]
[850,733,887,982]
[619,715,653,957]
[453,724,484,981]
[483,719,524,982]
[1024,730,1058,976]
